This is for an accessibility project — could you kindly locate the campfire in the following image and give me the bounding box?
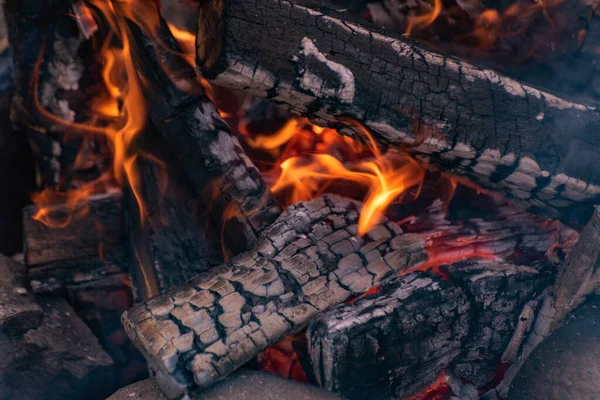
[1,0,600,399]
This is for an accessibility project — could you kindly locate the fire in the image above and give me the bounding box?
[405,0,443,36]
[30,0,188,228]
[248,118,425,236]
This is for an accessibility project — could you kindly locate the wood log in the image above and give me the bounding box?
[308,271,469,399]
[23,191,124,266]
[23,191,132,296]
[4,0,108,190]
[126,125,223,299]
[306,261,551,399]
[27,245,131,293]
[122,194,427,398]
[196,0,600,227]
[483,206,600,399]
[126,10,281,256]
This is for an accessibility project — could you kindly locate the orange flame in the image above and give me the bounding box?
[30,0,180,228]
[255,120,425,236]
[405,0,443,36]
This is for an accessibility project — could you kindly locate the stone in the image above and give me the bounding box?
[509,295,600,400]
[107,370,344,400]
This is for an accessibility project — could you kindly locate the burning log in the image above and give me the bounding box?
[126,10,281,256]
[306,261,551,399]
[122,195,427,398]
[126,125,223,298]
[23,191,124,266]
[196,0,600,227]
[4,0,107,191]
[22,191,130,293]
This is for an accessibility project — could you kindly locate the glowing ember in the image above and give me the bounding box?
[258,336,308,383]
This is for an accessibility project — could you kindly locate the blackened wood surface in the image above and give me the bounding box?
[27,244,131,294]
[127,14,281,256]
[126,126,223,299]
[122,195,427,398]
[23,191,124,266]
[197,0,600,227]
[4,0,106,190]
[307,262,552,399]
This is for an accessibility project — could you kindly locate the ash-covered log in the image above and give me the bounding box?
[196,0,600,227]
[126,10,281,256]
[122,195,427,398]
[306,261,551,399]
[308,271,469,399]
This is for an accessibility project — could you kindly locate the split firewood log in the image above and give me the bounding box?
[306,261,552,399]
[125,10,281,256]
[196,0,600,228]
[125,124,223,298]
[122,195,427,398]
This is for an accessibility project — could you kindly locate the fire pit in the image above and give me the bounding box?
[1,0,600,399]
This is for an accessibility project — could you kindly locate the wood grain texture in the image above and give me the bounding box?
[196,0,600,227]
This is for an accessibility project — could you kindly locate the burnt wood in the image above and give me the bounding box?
[27,245,131,294]
[126,125,223,300]
[23,191,124,266]
[486,206,600,398]
[4,0,108,190]
[307,261,551,399]
[122,195,427,398]
[126,11,281,256]
[196,0,600,227]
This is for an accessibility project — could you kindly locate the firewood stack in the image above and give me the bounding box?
[1,0,600,399]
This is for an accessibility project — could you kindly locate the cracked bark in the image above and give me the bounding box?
[306,261,552,399]
[126,11,281,256]
[122,194,427,398]
[482,206,600,399]
[196,0,600,227]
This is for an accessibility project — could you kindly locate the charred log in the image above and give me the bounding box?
[4,0,108,191]
[126,125,223,299]
[122,195,427,398]
[23,191,131,295]
[23,191,124,266]
[196,0,600,227]
[308,271,469,399]
[27,246,131,294]
[126,10,281,256]
[485,206,600,398]
[306,261,551,399]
